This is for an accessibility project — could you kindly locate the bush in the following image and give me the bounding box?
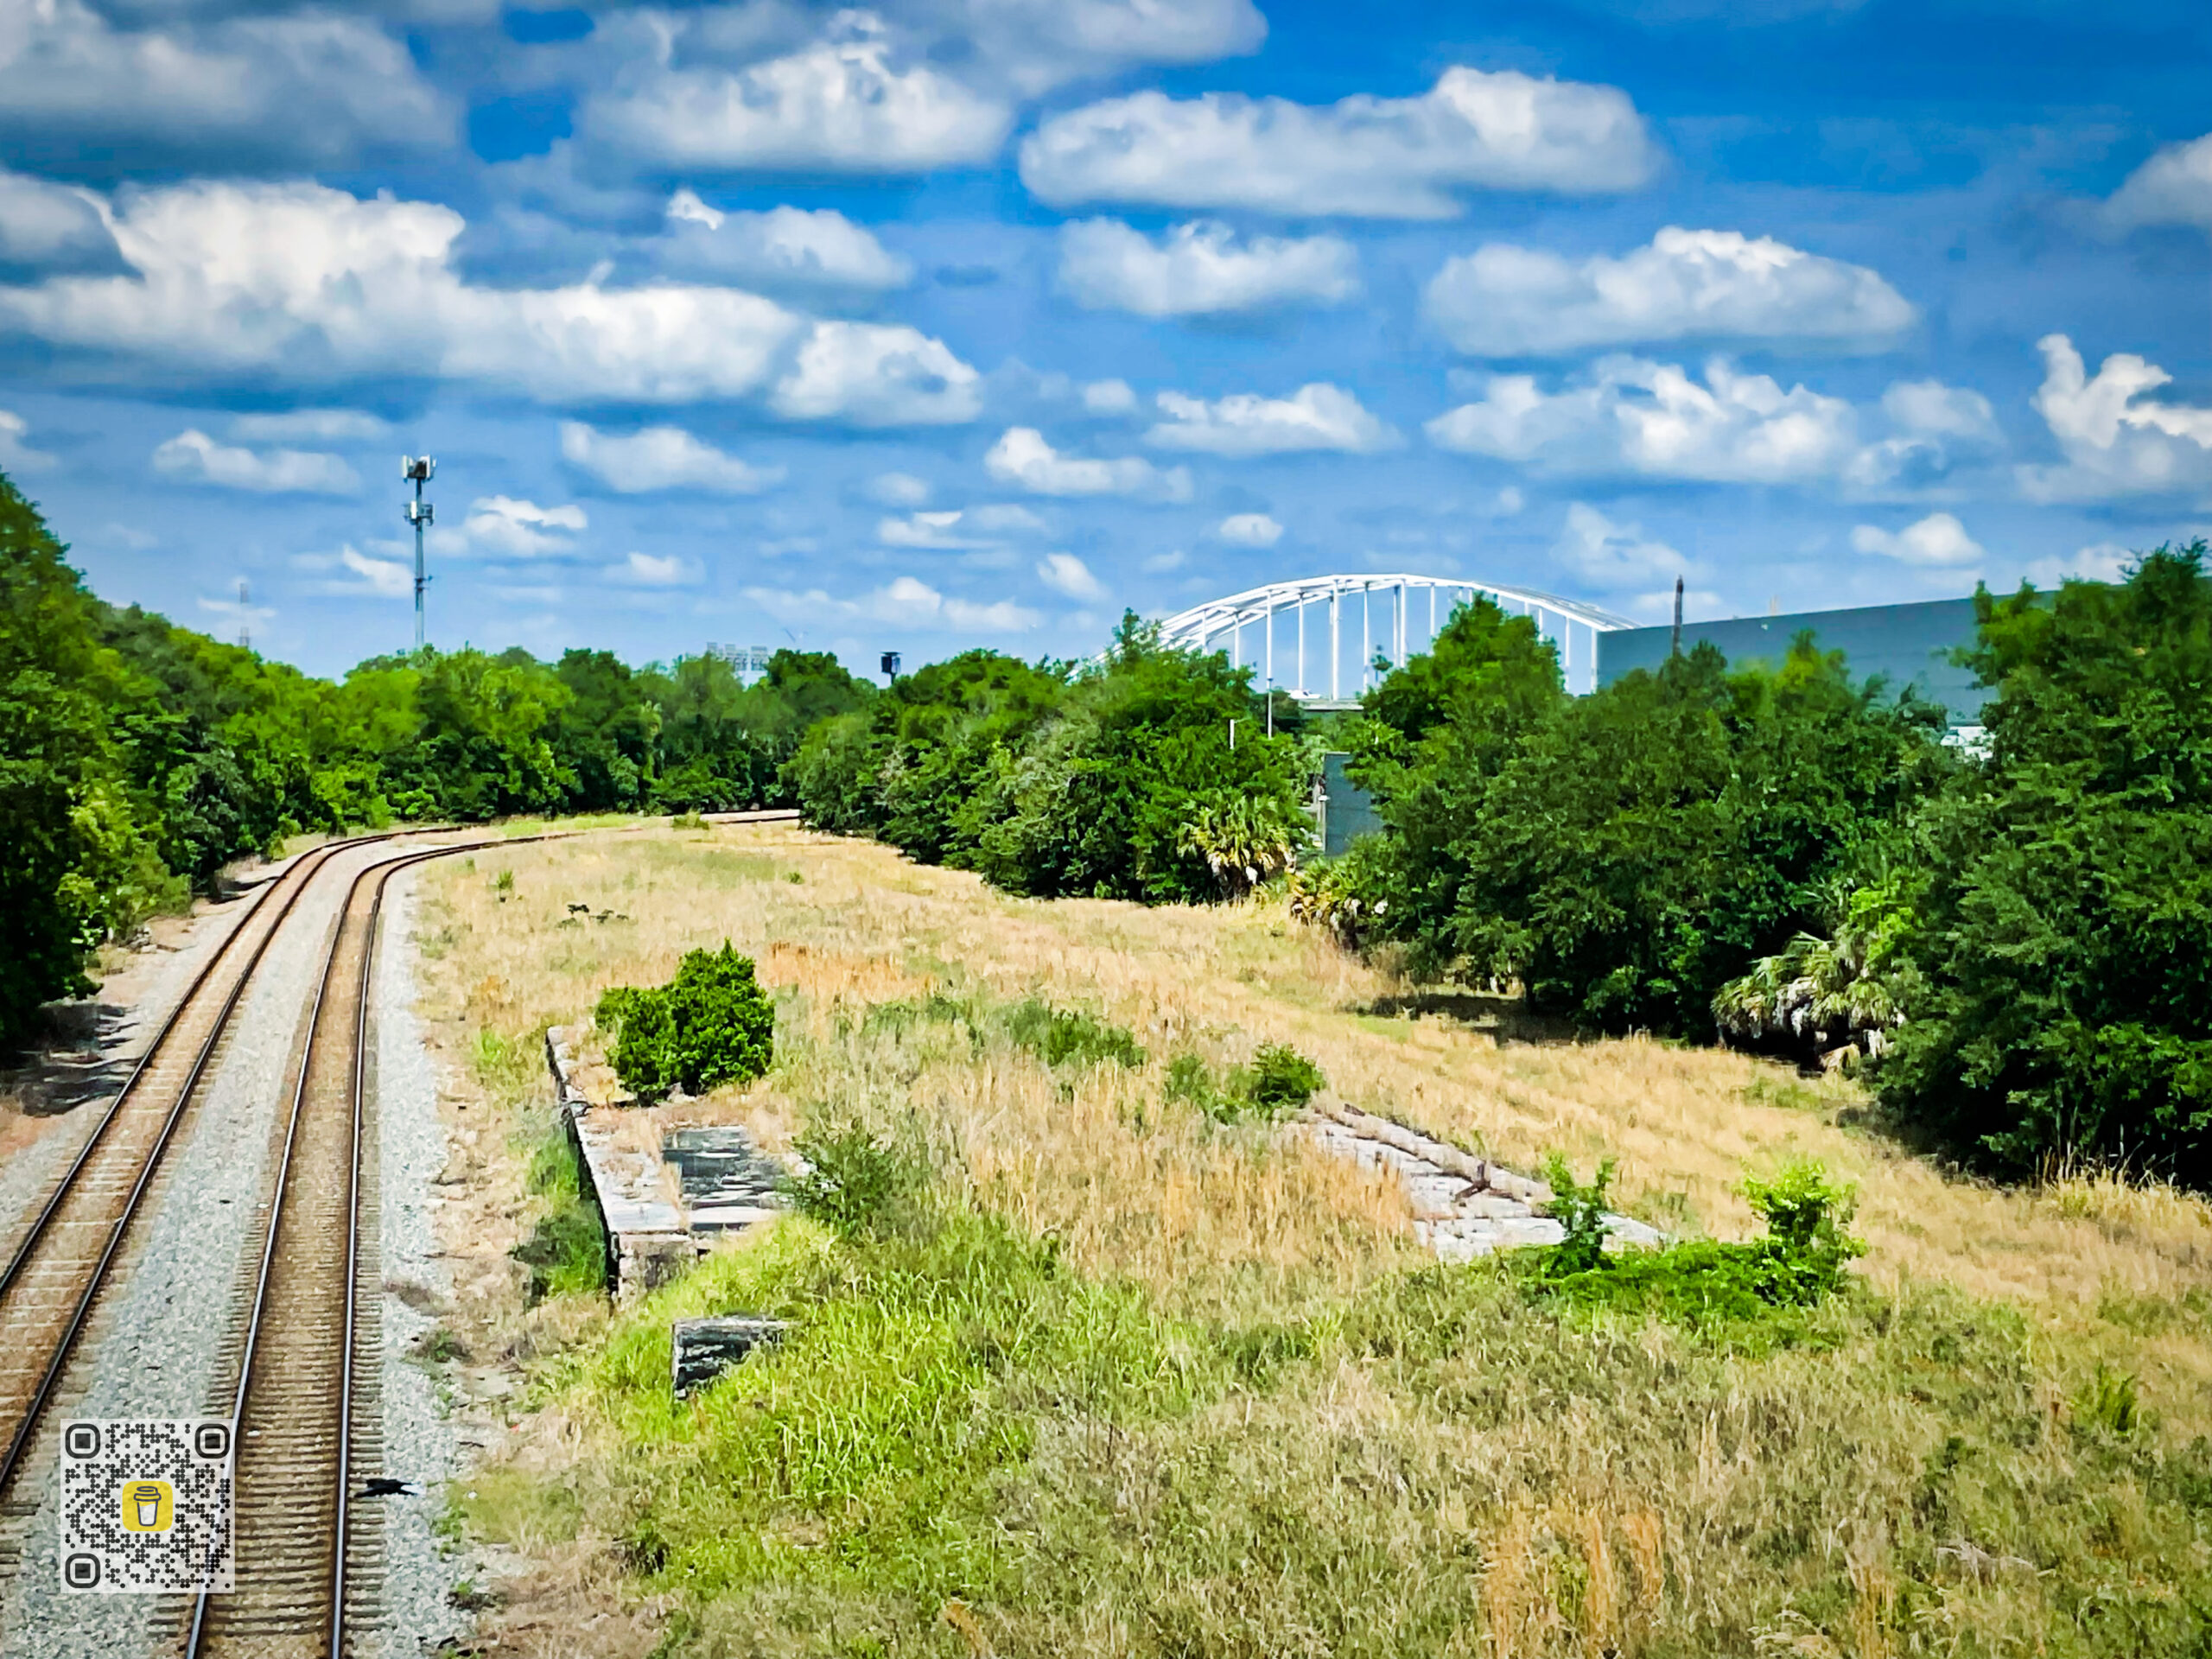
[594,943,775,1102]
[782,1122,924,1237]
[1005,1000,1145,1070]
[1166,1042,1324,1124]
[1533,1156,1865,1337]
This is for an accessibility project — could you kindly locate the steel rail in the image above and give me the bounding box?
[0,832,414,1498]
[188,833,564,1659]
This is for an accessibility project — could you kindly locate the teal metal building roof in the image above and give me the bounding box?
[1594,595,1990,725]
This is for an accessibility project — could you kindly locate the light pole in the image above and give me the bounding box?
[404,455,435,652]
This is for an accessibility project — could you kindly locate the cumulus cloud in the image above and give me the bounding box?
[1019,67,1660,219]
[2103,132,2212,232]
[609,550,700,587]
[0,409,54,471]
[1553,502,1685,594]
[1082,378,1139,414]
[869,470,932,505]
[1427,356,1859,484]
[1036,551,1107,600]
[746,573,1039,632]
[582,14,1013,175]
[944,0,1265,97]
[2020,334,2212,499]
[0,0,450,171]
[769,321,984,425]
[1843,378,2005,496]
[230,408,389,443]
[1423,226,1914,355]
[457,496,588,558]
[1215,512,1283,546]
[0,168,118,273]
[984,427,1192,500]
[660,191,912,290]
[296,543,411,599]
[1147,383,1396,457]
[1141,549,1187,573]
[2023,542,2135,588]
[561,421,784,494]
[879,509,1001,549]
[1849,512,1984,566]
[1058,219,1358,317]
[0,178,981,419]
[153,429,359,494]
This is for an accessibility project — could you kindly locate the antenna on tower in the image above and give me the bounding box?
[238,579,251,653]
[404,454,435,652]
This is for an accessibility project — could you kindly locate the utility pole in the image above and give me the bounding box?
[404,454,435,652]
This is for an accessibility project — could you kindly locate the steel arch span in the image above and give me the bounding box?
[1155,574,1635,701]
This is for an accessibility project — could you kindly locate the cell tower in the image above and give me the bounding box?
[238,579,251,653]
[404,454,435,651]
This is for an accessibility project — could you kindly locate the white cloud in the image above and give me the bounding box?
[1147,383,1396,457]
[984,427,1192,500]
[1879,379,2000,442]
[0,0,450,169]
[869,470,931,505]
[609,550,699,587]
[0,168,117,271]
[583,15,1012,175]
[561,422,784,494]
[152,429,359,494]
[746,574,1039,632]
[661,192,912,289]
[229,409,389,443]
[1215,512,1283,546]
[1427,356,1859,484]
[1036,551,1107,600]
[0,409,54,471]
[1058,219,1358,317]
[1552,502,1686,599]
[1423,226,1914,355]
[458,495,588,558]
[2104,132,2212,232]
[1020,67,1659,219]
[879,509,1001,549]
[0,178,978,418]
[2023,542,2133,588]
[1850,512,1984,566]
[1141,549,1186,573]
[2020,334,2212,500]
[297,543,411,599]
[947,0,1266,97]
[1842,378,2006,497]
[769,321,984,426]
[1083,378,1139,414]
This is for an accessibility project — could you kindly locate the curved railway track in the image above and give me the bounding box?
[0,823,586,1655]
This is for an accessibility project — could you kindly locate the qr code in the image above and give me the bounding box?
[59,1419,234,1593]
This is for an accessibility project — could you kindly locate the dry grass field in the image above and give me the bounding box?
[413,819,2212,1659]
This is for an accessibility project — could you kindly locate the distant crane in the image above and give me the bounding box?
[404,454,435,651]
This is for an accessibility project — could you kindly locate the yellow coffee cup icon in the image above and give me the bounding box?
[120,1480,173,1533]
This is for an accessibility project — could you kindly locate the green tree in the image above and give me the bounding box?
[1877,544,2212,1181]
[553,648,662,811]
[0,478,178,1042]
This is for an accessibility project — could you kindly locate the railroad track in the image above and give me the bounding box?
[0,833,405,1506]
[0,823,575,1654]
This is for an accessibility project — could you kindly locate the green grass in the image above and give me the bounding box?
[512,1116,607,1301]
[464,1174,2212,1658]
[1001,998,1146,1071]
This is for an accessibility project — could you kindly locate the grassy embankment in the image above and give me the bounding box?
[414,820,2212,1658]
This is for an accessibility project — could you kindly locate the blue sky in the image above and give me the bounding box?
[3,0,2209,679]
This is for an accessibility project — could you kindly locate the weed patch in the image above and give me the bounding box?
[1166,1040,1325,1124]
[511,1118,606,1302]
[1003,999,1144,1070]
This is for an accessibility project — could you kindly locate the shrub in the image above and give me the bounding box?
[783,1122,922,1237]
[1533,1156,1865,1337]
[594,943,774,1102]
[1005,1000,1145,1070]
[1166,1042,1324,1125]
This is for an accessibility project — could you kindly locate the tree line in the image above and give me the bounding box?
[0,476,870,1044]
[1325,543,2212,1186]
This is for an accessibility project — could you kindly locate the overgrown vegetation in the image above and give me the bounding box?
[594,943,776,1102]
[0,470,873,1046]
[1164,1041,1325,1123]
[1003,998,1147,1071]
[786,613,1313,905]
[1327,544,2212,1184]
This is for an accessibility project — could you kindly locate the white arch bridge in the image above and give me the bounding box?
[1156,574,1635,702]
